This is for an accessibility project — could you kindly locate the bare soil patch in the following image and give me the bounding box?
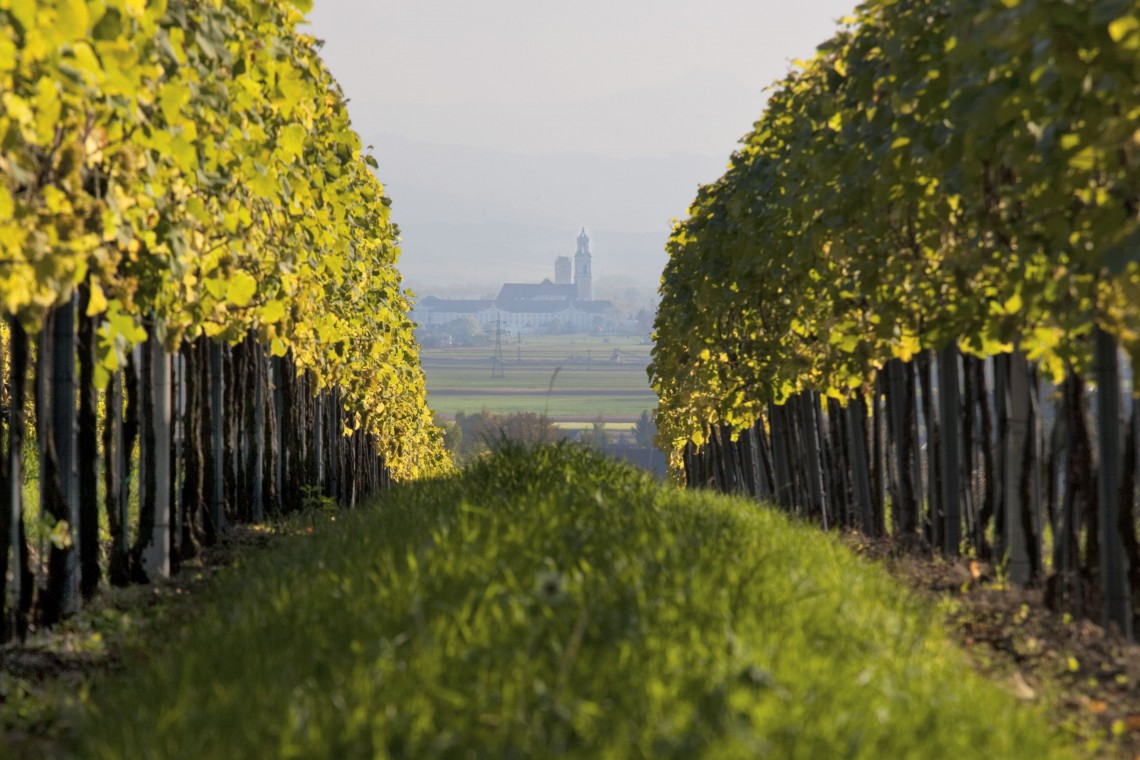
[845,532,1140,759]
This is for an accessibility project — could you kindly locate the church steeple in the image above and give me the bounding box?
[574,227,593,301]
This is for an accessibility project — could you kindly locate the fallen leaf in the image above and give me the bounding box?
[1011,672,1037,701]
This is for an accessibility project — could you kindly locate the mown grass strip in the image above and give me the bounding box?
[73,446,1071,759]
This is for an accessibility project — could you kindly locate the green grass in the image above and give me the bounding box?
[423,364,654,393]
[71,446,1071,759]
[420,335,652,362]
[556,421,637,433]
[430,394,656,422]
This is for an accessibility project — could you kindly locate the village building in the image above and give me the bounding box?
[413,229,618,335]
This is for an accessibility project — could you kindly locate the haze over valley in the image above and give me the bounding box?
[305,0,857,296]
[354,130,728,294]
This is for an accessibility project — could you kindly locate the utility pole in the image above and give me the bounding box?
[491,313,506,379]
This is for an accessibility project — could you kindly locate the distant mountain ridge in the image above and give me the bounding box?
[367,135,728,290]
[353,71,769,291]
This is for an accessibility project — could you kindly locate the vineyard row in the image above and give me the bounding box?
[652,0,1140,638]
[1,0,448,637]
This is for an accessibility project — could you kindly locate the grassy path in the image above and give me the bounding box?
[64,446,1069,758]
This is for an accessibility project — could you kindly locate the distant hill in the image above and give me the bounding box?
[366,135,728,290]
[352,71,770,292]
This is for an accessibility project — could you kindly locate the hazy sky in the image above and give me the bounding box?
[303,1,858,289]
[307,0,857,155]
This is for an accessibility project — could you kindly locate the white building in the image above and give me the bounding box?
[413,229,616,335]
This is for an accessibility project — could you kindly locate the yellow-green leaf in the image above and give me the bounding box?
[0,35,16,75]
[204,277,226,301]
[159,81,189,124]
[1068,146,1097,171]
[2,92,33,127]
[56,0,90,40]
[86,282,108,316]
[33,78,62,144]
[260,299,286,324]
[1109,16,1140,42]
[49,519,73,550]
[43,186,73,215]
[9,0,35,31]
[227,271,258,307]
[0,185,12,219]
[279,123,307,160]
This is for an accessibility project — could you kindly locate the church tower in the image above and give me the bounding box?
[574,227,593,301]
[554,255,572,285]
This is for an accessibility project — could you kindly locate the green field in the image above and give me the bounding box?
[422,335,657,423]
